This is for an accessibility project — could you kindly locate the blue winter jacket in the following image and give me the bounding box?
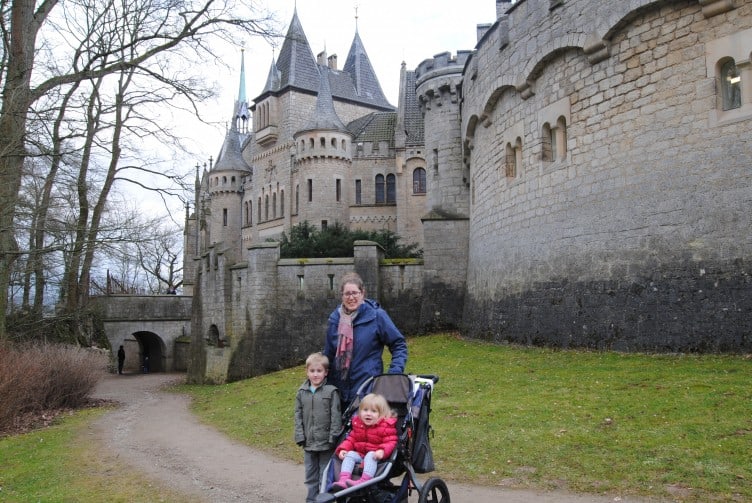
[324,298,408,404]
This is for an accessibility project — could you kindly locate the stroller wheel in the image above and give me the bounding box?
[417,477,450,503]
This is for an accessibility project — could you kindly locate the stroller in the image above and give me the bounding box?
[316,373,450,503]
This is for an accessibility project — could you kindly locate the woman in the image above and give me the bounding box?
[324,272,408,404]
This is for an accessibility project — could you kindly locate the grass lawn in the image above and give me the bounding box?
[0,407,201,503]
[179,333,751,502]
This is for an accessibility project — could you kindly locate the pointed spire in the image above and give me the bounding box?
[261,57,281,94]
[343,30,390,106]
[238,48,247,104]
[233,49,250,132]
[301,65,346,132]
[276,9,319,92]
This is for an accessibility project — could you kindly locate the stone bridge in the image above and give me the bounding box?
[91,295,192,373]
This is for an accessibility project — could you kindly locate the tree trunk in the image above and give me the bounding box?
[0,0,57,340]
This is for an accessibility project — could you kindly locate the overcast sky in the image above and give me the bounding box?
[189,0,499,152]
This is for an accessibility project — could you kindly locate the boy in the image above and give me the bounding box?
[294,352,343,502]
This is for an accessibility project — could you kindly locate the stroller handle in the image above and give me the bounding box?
[414,374,439,384]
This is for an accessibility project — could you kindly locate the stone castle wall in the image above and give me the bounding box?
[189,241,423,383]
[458,0,751,350]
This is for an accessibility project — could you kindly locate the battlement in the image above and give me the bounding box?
[415,50,472,83]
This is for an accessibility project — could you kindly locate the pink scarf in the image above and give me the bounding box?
[335,308,355,380]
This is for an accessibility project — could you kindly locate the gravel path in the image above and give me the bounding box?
[91,372,650,503]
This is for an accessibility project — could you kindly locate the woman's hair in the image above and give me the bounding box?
[359,393,394,418]
[306,352,329,370]
[339,271,364,295]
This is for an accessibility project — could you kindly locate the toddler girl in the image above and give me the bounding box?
[331,393,398,490]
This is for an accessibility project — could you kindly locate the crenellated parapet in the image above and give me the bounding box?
[415,51,472,111]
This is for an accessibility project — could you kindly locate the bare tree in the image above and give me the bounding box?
[0,0,280,340]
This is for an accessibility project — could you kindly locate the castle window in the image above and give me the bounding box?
[300,139,305,151]
[541,123,553,162]
[514,138,523,175]
[721,58,742,111]
[310,138,315,149]
[295,185,299,213]
[555,116,568,160]
[341,139,347,150]
[355,179,362,205]
[331,137,337,148]
[320,137,326,148]
[413,168,426,194]
[280,189,285,217]
[542,117,567,162]
[222,176,227,184]
[265,194,269,220]
[321,220,328,230]
[386,174,396,204]
[223,208,228,226]
[308,179,313,202]
[505,142,516,178]
[248,202,252,226]
[375,174,385,204]
[336,179,341,202]
[272,192,277,218]
[257,197,261,222]
[231,176,236,183]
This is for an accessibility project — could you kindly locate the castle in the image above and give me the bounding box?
[184,0,751,383]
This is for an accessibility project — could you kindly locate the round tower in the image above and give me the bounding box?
[293,64,353,229]
[415,51,472,217]
[415,51,473,332]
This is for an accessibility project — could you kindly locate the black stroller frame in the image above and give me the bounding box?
[315,373,450,503]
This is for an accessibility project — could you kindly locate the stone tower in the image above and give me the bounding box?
[415,51,472,331]
[293,61,353,228]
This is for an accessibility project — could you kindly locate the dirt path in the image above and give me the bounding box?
[91,373,650,503]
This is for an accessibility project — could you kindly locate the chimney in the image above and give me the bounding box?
[496,0,513,19]
[328,54,338,70]
[317,50,327,66]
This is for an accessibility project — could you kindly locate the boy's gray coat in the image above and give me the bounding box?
[294,380,343,451]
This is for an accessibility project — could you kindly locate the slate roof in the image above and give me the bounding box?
[301,65,347,133]
[255,11,394,111]
[347,112,397,148]
[342,31,393,109]
[402,70,424,146]
[213,129,251,172]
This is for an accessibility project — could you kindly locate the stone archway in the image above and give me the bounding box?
[133,331,166,372]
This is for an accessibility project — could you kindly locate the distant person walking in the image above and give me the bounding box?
[117,345,126,374]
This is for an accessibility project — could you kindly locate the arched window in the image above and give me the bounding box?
[514,137,523,175]
[341,139,347,150]
[505,142,516,178]
[272,192,277,218]
[413,168,426,194]
[320,137,326,148]
[265,194,269,220]
[556,116,567,160]
[541,123,553,162]
[280,189,285,217]
[721,58,742,111]
[331,138,337,147]
[386,174,396,203]
[295,185,299,214]
[375,174,385,204]
[248,202,252,226]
